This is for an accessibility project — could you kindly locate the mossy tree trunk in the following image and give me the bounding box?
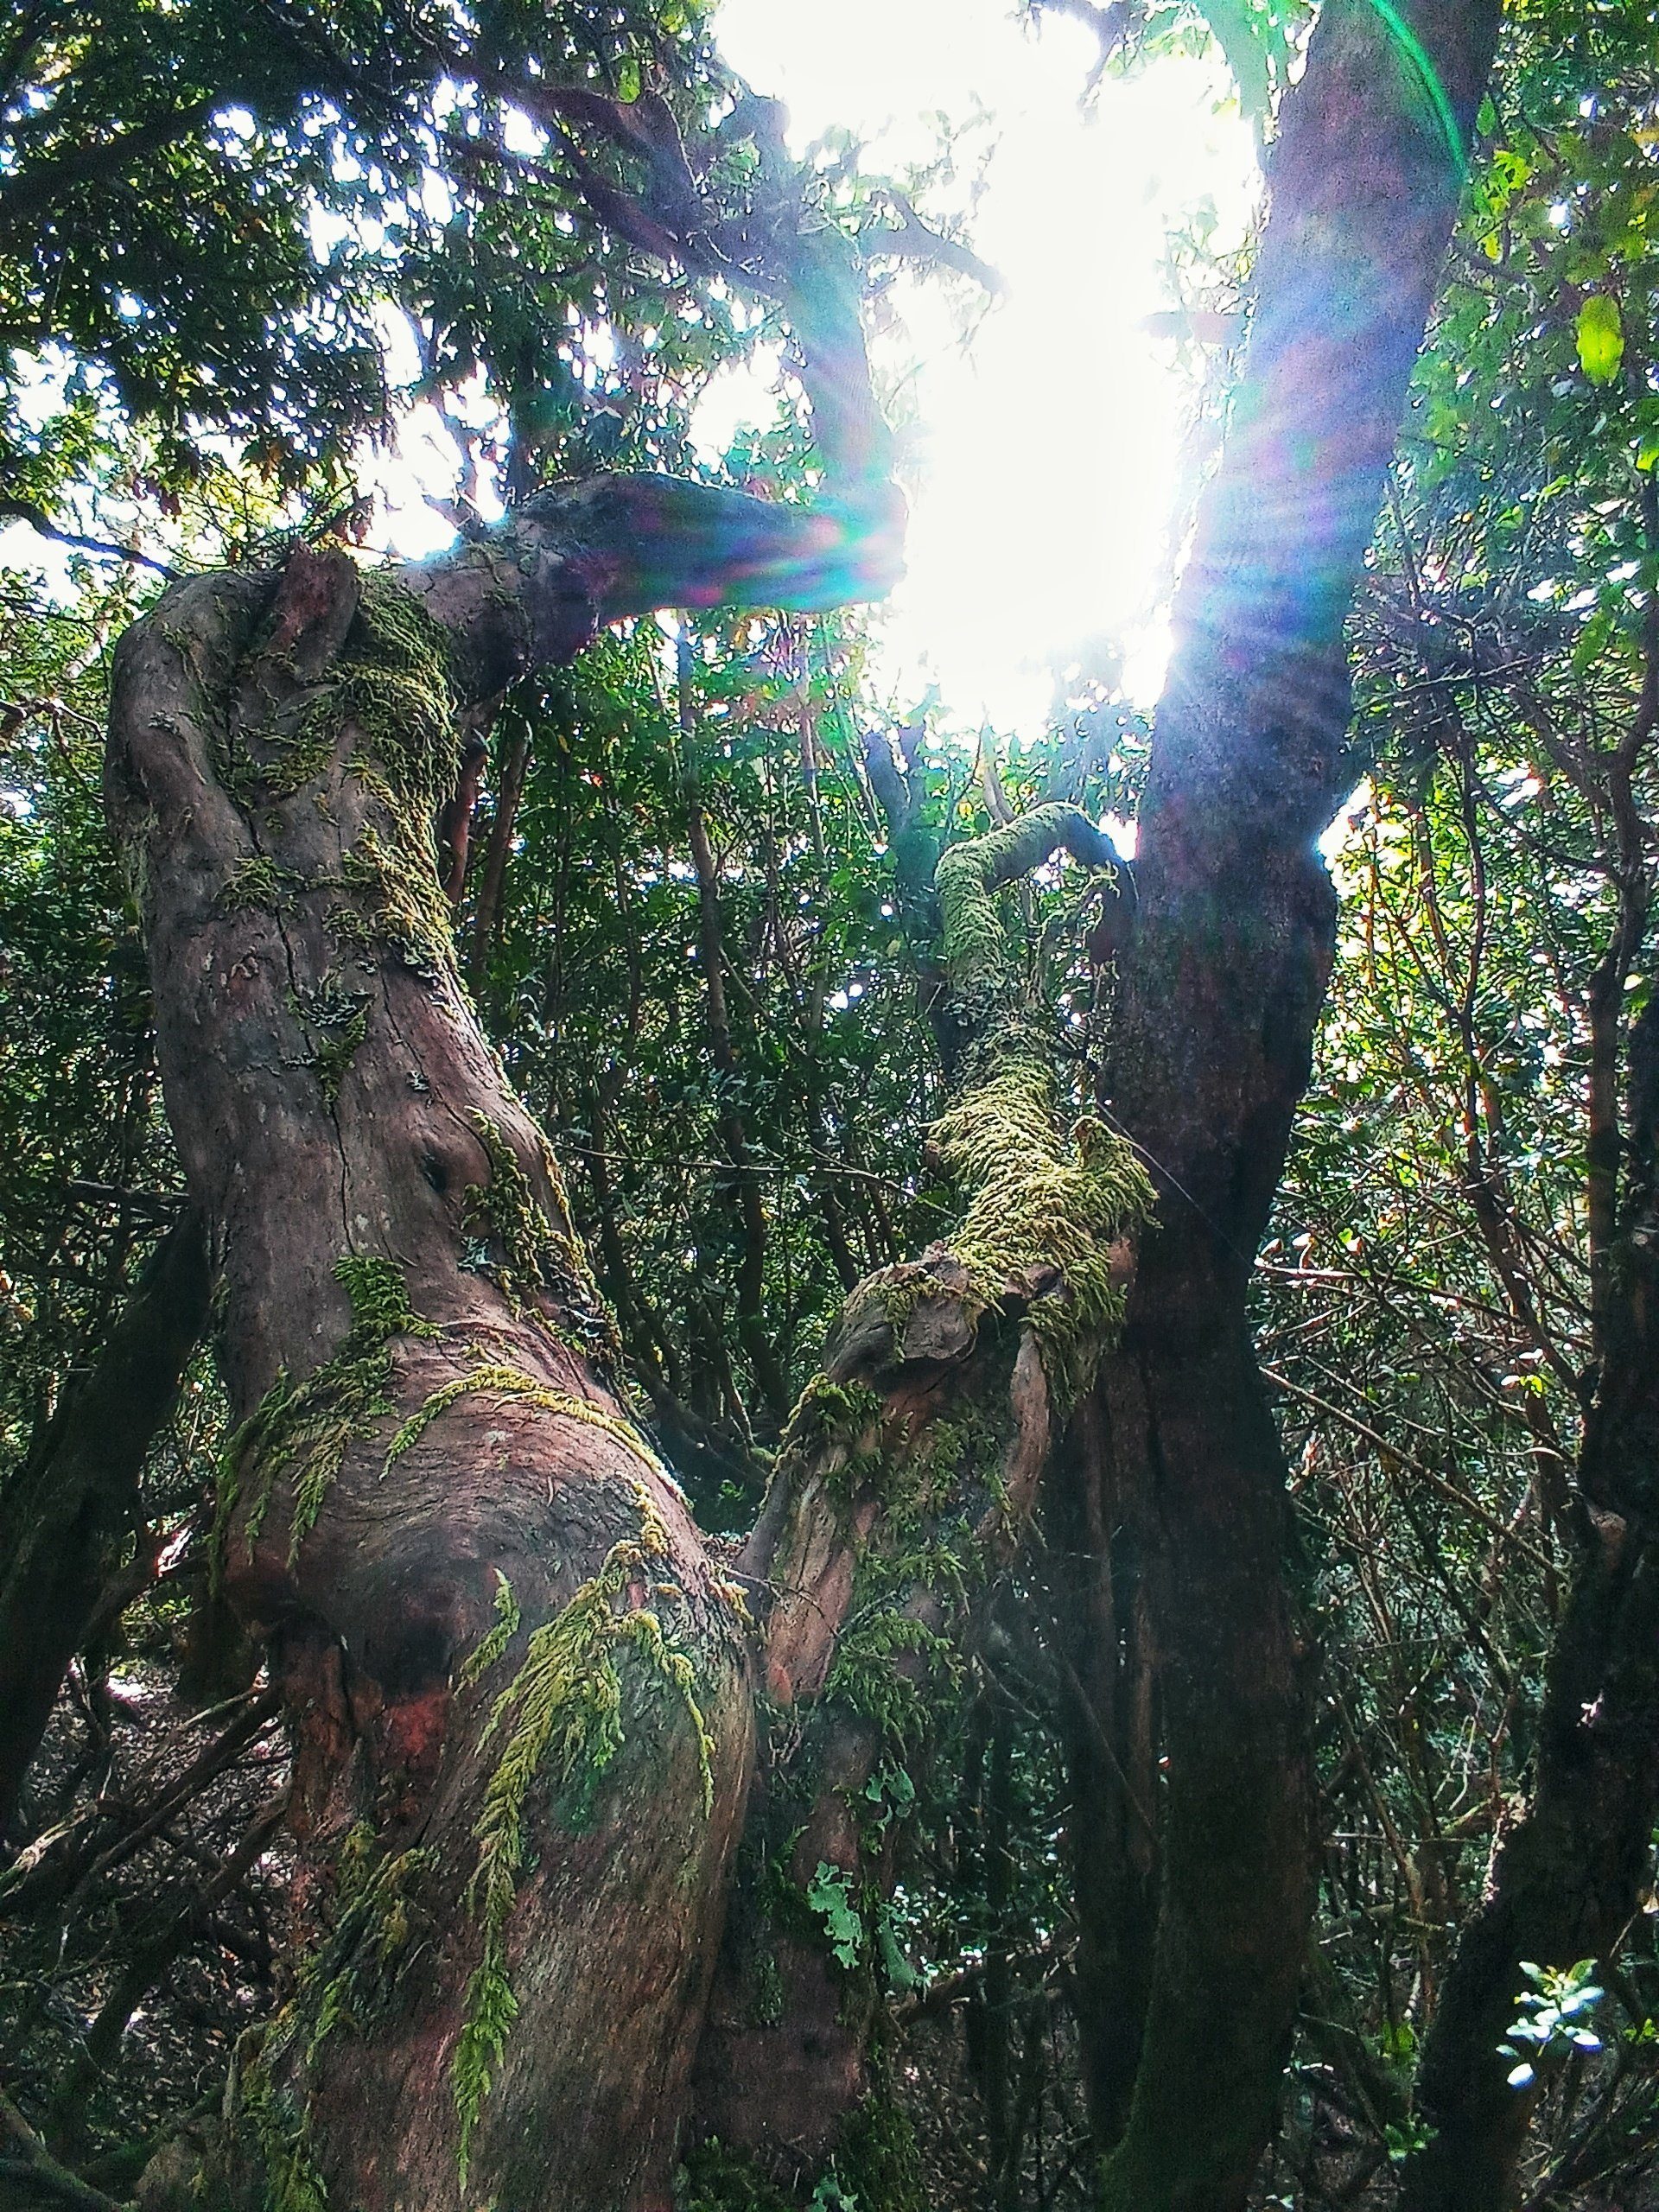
[104,482,895,2212]
[101,0,1505,2196]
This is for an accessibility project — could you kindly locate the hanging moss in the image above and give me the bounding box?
[458,1570,522,1691]
[215,1255,435,1569]
[230,1821,432,2212]
[451,1487,714,2181]
[927,1053,1154,1409]
[823,1610,957,1752]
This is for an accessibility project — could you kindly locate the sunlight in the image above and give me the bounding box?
[709,0,1260,729]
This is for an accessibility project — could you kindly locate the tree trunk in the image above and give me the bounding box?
[1403,1001,1659,2212]
[0,1207,209,1838]
[104,471,897,2209]
[1090,4,1498,2205]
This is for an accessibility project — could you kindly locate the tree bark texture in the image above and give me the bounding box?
[1090,5,1499,2205]
[0,1207,210,1837]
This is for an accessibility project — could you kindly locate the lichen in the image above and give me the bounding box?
[451,1487,713,2179]
[216,1255,435,1568]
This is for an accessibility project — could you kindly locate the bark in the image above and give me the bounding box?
[105,501,856,2209]
[1088,4,1498,2206]
[1402,1001,1659,2212]
[0,1207,209,1838]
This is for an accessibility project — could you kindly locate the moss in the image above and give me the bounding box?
[217,853,305,912]
[836,2086,927,2212]
[928,1053,1154,1408]
[462,1112,618,1359]
[334,824,454,981]
[779,1374,884,1458]
[231,1821,432,2212]
[677,2139,795,2212]
[458,1569,523,1691]
[288,975,372,1105]
[381,1362,659,1480]
[935,801,1104,994]
[452,1487,714,2180]
[216,1255,435,1569]
[823,1607,958,1751]
[675,2089,924,2212]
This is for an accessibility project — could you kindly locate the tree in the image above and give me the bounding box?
[73,1,1499,2207]
[15,2,1659,2209]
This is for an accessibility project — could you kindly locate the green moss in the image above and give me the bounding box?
[458,1570,523,1691]
[780,1374,884,1457]
[217,853,305,912]
[675,2089,924,2212]
[836,2086,926,2212]
[677,2139,795,2212]
[452,1488,714,2180]
[381,1362,658,1480]
[462,1113,617,1357]
[823,1607,958,1751]
[928,1053,1154,1408]
[288,975,372,1105]
[231,1821,432,2212]
[215,1255,435,1569]
[334,824,454,981]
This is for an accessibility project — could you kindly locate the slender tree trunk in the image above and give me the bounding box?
[1090,6,1498,2204]
[0,1207,209,1837]
[1403,1002,1659,2212]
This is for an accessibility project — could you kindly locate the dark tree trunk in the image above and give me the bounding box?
[1403,1001,1659,2212]
[1088,4,1499,2204]
[0,1208,209,1838]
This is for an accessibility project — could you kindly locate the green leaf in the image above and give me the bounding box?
[805,1861,864,1970]
[1577,295,1624,386]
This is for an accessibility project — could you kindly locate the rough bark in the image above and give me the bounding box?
[102,477,886,2208]
[1089,4,1499,2205]
[1402,1001,1659,2212]
[0,1208,209,1838]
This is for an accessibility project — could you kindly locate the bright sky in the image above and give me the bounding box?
[0,3,1258,739]
[703,0,1259,730]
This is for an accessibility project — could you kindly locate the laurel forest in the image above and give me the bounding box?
[2,2,1657,2209]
